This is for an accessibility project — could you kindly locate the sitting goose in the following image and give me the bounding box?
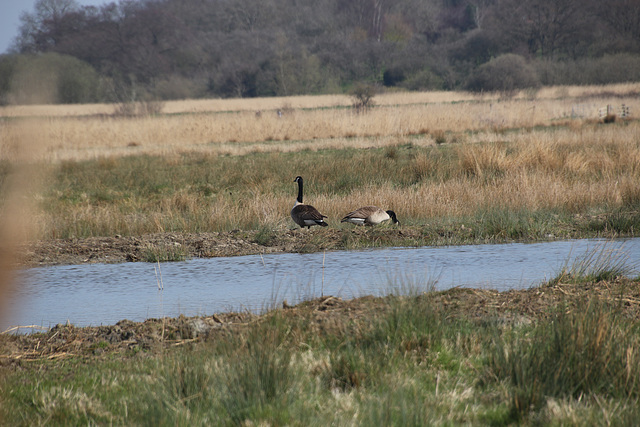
[291,176,329,229]
[341,206,400,226]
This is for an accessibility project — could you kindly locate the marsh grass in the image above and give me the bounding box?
[217,315,297,424]
[471,207,559,240]
[252,224,278,246]
[549,241,639,285]
[2,84,639,244]
[2,84,640,163]
[142,243,189,263]
[3,85,640,425]
[4,273,640,425]
[486,296,640,421]
[379,268,440,297]
[23,121,640,242]
[1,83,638,119]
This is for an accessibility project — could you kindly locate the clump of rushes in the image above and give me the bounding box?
[548,241,639,285]
[485,296,640,421]
[142,243,188,262]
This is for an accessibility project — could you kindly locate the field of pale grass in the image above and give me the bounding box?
[1,83,639,163]
[1,82,638,118]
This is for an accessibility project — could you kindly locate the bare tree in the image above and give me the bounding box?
[489,0,594,58]
[596,0,640,46]
[350,82,376,112]
[14,0,79,52]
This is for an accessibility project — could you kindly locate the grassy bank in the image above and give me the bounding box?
[16,120,640,244]
[2,272,640,425]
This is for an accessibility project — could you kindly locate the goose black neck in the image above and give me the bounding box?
[387,210,399,224]
[296,177,304,204]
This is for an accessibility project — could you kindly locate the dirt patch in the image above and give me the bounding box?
[2,279,639,364]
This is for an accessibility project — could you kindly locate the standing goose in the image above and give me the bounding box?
[341,206,400,226]
[291,176,329,229]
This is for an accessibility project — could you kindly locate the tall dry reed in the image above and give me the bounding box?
[2,84,639,239]
[0,119,48,325]
[22,116,638,240]
[1,84,639,163]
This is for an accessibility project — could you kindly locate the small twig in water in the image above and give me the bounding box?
[322,250,326,298]
[155,260,166,340]
[155,260,164,291]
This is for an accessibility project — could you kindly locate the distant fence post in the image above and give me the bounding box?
[599,104,614,119]
[599,104,631,120]
[619,104,630,118]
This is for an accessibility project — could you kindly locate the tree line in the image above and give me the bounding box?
[1,0,640,105]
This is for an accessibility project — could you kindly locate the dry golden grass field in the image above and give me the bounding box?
[1,83,639,162]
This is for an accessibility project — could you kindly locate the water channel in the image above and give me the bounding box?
[3,238,639,333]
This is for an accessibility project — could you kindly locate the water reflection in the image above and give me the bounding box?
[4,238,639,332]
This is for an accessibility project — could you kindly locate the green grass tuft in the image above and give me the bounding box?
[485,296,640,420]
[142,243,189,262]
[252,225,278,246]
[548,240,639,285]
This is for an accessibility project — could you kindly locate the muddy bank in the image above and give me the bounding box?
[2,279,639,363]
[16,228,419,268]
[15,210,636,268]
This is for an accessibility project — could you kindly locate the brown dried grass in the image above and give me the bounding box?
[3,84,640,239]
[23,116,639,238]
[1,83,639,163]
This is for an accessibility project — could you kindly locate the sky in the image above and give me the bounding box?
[0,0,107,54]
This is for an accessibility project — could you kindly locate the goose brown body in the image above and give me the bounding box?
[291,176,328,229]
[341,206,400,226]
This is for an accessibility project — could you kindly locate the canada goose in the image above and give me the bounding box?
[341,206,400,226]
[291,176,329,229]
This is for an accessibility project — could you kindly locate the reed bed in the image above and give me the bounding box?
[1,83,639,241]
[1,83,639,163]
[16,116,638,241]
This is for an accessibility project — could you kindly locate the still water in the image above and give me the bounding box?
[4,238,640,332]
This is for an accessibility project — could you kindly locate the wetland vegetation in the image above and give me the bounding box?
[2,274,640,425]
[1,85,640,424]
[2,84,640,265]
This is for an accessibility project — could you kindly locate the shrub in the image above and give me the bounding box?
[534,54,640,86]
[383,67,406,87]
[465,54,540,95]
[4,52,101,104]
[350,82,377,112]
[401,68,445,91]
